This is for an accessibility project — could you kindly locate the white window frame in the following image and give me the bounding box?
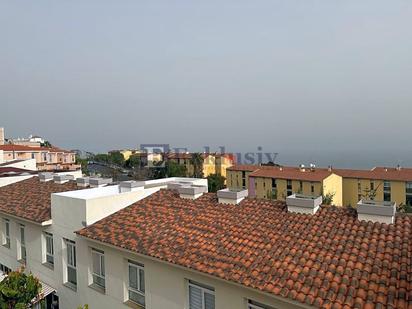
[19,224,26,261]
[3,219,10,248]
[188,281,215,309]
[91,249,105,288]
[65,239,77,286]
[44,232,54,265]
[127,260,145,306]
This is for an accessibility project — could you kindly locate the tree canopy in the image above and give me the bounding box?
[0,269,41,309]
[207,173,226,193]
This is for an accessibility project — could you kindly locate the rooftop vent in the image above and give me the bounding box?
[119,181,144,193]
[89,177,113,188]
[167,181,193,190]
[396,164,401,171]
[357,200,396,224]
[76,177,90,187]
[299,164,305,172]
[39,172,54,182]
[217,188,248,205]
[286,194,322,214]
[177,185,208,199]
[53,174,74,184]
[328,165,333,172]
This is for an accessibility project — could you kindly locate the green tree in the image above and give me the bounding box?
[190,153,204,178]
[0,269,42,309]
[93,153,109,163]
[166,161,187,177]
[76,158,89,175]
[40,141,52,148]
[125,154,141,168]
[207,174,226,192]
[108,151,125,166]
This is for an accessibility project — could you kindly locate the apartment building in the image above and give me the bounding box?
[0,175,207,308]
[227,165,342,206]
[0,175,410,308]
[0,144,79,171]
[228,164,412,207]
[75,187,410,309]
[333,166,412,207]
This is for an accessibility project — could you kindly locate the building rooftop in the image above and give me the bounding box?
[0,177,81,224]
[227,164,261,172]
[77,189,411,309]
[229,164,412,182]
[334,167,412,182]
[249,166,333,182]
[0,144,73,153]
[0,167,36,177]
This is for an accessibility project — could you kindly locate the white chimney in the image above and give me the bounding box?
[299,164,305,172]
[357,200,396,224]
[89,177,113,188]
[76,177,90,187]
[39,172,54,182]
[217,188,248,205]
[53,174,74,184]
[167,181,193,190]
[177,185,207,199]
[286,194,322,215]
[119,181,144,193]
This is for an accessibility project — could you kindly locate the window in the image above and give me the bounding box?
[242,171,246,189]
[383,181,391,202]
[271,178,277,189]
[248,299,276,309]
[19,225,26,261]
[286,180,292,196]
[310,182,315,194]
[65,239,77,286]
[44,232,54,265]
[357,180,361,192]
[370,181,374,191]
[0,263,11,274]
[406,182,412,205]
[91,249,105,288]
[128,260,145,307]
[299,181,303,193]
[188,281,215,309]
[3,219,10,248]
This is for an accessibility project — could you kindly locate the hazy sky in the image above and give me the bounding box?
[1,1,411,168]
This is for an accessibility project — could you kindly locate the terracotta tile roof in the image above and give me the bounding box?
[77,190,412,308]
[227,164,260,172]
[0,167,36,177]
[334,167,412,182]
[0,177,80,223]
[0,144,73,154]
[248,166,333,182]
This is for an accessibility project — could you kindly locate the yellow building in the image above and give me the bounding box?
[227,165,412,207]
[334,166,412,207]
[166,153,234,178]
[227,165,342,205]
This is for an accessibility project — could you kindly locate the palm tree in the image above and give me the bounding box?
[190,153,204,178]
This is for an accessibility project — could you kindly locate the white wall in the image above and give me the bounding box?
[4,158,37,171]
[0,175,35,188]
[0,150,3,164]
